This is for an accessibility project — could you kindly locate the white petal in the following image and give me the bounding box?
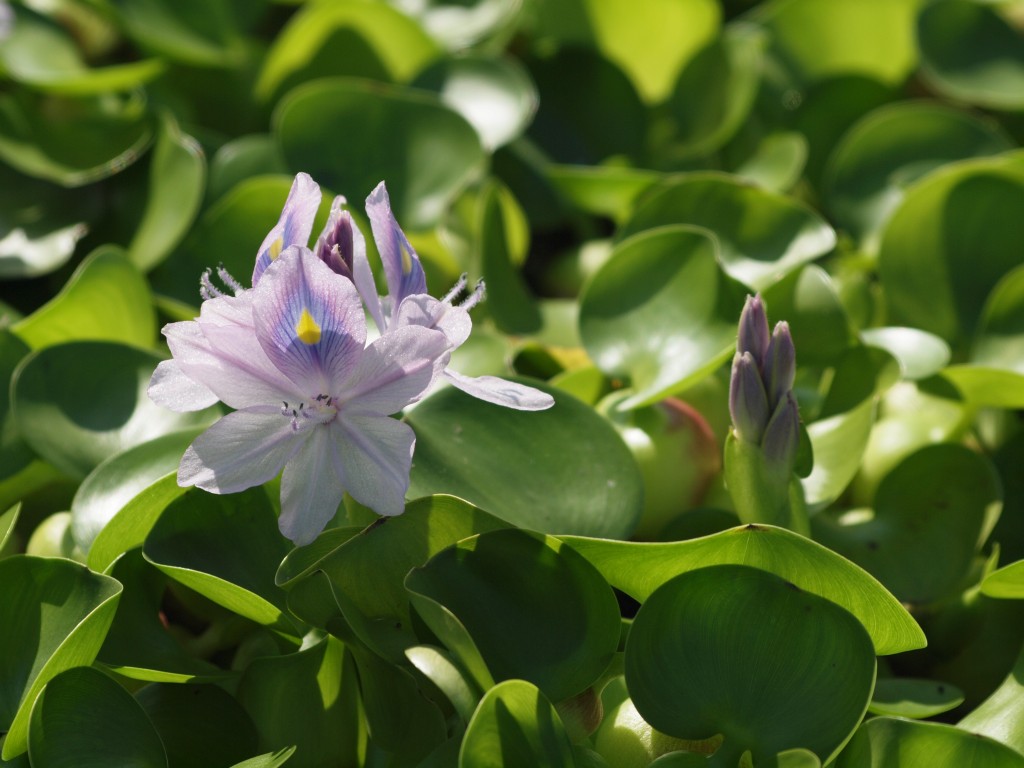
[179,408,306,494]
[444,370,555,411]
[148,359,219,412]
[278,427,347,546]
[329,412,414,517]
[394,294,472,347]
[339,325,449,414]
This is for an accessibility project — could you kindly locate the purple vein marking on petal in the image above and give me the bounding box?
[366,181,426,322]
[253,172,322,286]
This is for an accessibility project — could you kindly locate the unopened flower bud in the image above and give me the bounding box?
[762,392,800,474]
[315,198,355,280]
[729,351,770,444]
[738,294,770,369]
[764,321,796,410]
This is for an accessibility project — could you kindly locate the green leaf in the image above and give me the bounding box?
[0,503,19,554]
[143,487,297,634]
[0,556,122,760]
[918,0,1024,111]
[869,678,964,719]
[256,0,440,102]
[734,132,808,194]
[822,102,1012,251]
[475,180,541,334]
[396,0,521,51]
[667,23,765,158]
[835,717,1024,768]
[97,549,225,682]
[406,382,643,538]
[546,165,661,223]
[561,524,925,655]
[813,444,1002,607]
[959,644,1024,754]
[460,680,577,767]
[579,225,744,409]
[274,77,484,231]
[861,327,951,381]
[70,430,199,556]
[413,55,538,152]
[12,246,155,350]
[0,165,91,279]
[406,529,621,702]
[982,560,1024,599]
[27,666,167,768]
[802,397,875,510]
[406,645,482,724]
[229,749,297,768]
[88,473,189,573]
[11,341,213,479]
[0,331,33,482]
[109,0,248,68]
[134,683,259,768]
[532,0,720,104]
[0,5,164,94]
[278,495,507,661]
[207,136,288,203]
[762,264,855,366]
[620,174,837,291]
[237,636,362,768]
[625,564,875,765]
[127,113,206,272]
[753,0,921,87]
[0,88,152,186]
[878,152,1024,350]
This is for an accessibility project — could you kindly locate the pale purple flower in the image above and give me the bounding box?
[150,247,450,545]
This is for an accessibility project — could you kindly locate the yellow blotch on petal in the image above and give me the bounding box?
[401,246,412,275]
[269,237,284,260]
[295,308,321,345]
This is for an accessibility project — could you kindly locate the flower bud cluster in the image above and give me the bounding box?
[729,295,799,474]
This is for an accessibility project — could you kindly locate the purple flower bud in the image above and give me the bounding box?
[729,351,770,444]
[315,199,356,281]
[764,321,796,410]
[738,294,770,369]
[762,392,800,474]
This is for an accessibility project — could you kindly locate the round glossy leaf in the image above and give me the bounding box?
[406,382,643,538]
[620,174,836,291]
[667,23,764,158]
[406,645,481,724]
[460,680,576,768]
[561,524,924,656]
[734,132,808,194]
[143,487,296,634]
[88,472,188,573]
[967,262,1024,392]
[959,645,1024,754]
[279,495,508,661]
[71,430,199,555]
[134,683,258,768]
[868,678,964,719]
[761,264,855,366]
[0,331,33,482]
[627,565,875,765]
[802,397,875,510]
[256,0,440,102]
[207,135,288,203]
[413,55,537,151]
[407,529,621,702]
[579,226,744,409]
[96,549,225,683]
[28,666,166,768]
[109,0,247,67]
[813,444,1002,607]
[149,175,315,307]
[275,78,484,231]
[395,0,520,50]
[229,749,297,768]
[0,556,122,760]
[0,164,92,279]
[11,341,213,479]
[0,5,164,94]
[12,246,155,350]
[546,165,661,223]
[835,717,1024,768]
[237,636,362,768]
[877,152,1024,349]
[861,327,951,380]
[918,1,1024,111]
[0,88,152,186]
[532,0,720,104]
[822,102,1012,250]
[941,366,1024,409]
[753,0,920,86]
[127,114,206,272]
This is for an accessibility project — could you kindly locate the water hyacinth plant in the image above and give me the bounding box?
[6,1,1024,767]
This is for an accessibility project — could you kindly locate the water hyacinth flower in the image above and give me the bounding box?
[150,173,553,544]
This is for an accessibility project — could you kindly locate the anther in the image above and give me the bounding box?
[199,269,225,301]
